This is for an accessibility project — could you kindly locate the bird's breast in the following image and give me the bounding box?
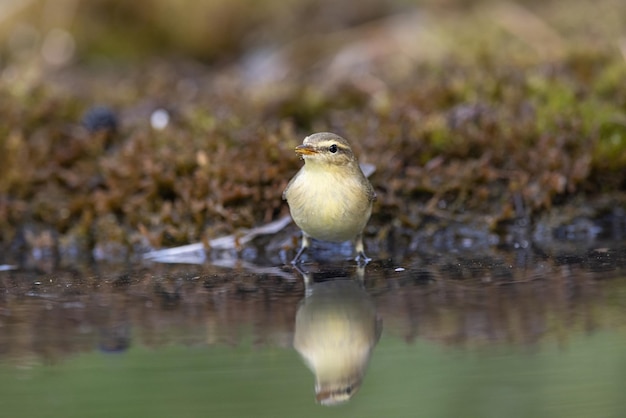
[285,166,372,242]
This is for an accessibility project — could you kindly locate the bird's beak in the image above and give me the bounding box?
[295,144,317,155]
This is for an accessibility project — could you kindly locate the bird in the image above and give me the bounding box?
[283,132,376,263]
[293,266,382,405]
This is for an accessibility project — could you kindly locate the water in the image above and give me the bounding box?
[1,243,625,417]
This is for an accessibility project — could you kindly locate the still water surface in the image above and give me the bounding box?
[1,243,625,417]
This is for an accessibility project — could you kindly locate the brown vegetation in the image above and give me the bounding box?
[1,0,625,262]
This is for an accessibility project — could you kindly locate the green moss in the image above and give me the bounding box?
[595,121,626,170]
[1,0,626,259]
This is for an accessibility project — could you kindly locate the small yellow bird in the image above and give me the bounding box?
[293,266,382,405]
[283,132,376,263]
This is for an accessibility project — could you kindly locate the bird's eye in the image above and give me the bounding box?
[329,144,338,153]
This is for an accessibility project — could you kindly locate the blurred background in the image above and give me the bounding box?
[1,0,625,260]
[3,0,625,69]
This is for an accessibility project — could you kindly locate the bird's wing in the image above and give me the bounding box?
[358,163,377,202]
[365,179,377,202]
[369,188,377,202]
[282,168,301,200]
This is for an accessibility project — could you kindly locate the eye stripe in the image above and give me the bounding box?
[315,141,349,151]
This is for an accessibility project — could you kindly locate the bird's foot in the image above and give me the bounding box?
[355,251,371,266]
[290,234,310,265]
[354,234,371,265]
[290,248,306,265]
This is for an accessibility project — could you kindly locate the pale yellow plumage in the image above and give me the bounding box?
[283,132,375,263]
[293,268,382,405]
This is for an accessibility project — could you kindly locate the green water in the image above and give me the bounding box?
[1,331,624,418]
[1,248,625,417]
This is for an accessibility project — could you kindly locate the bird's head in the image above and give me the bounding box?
[315,376,363,406]
[295,132,356,166]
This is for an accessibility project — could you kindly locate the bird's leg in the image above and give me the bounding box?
[292,263,314,296]
[291,232,311,264]
[355,262,366,285]
[354,233,371,265]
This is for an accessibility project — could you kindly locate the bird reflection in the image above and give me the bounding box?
[293,264,382,405]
